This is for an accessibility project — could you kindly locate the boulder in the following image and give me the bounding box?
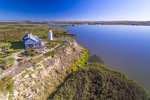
[31,74,36,78]
[25,93,30,97]
[24,74,29,78]
[13,90,18,97]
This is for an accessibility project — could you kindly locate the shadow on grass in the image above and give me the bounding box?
[47,73,73,99]
[10,41,24,50]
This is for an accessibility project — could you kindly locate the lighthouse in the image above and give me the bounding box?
[48,30,53,40]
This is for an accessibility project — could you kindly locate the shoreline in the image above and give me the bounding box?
[1,20,150,26]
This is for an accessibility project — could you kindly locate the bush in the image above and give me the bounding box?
[0,76,14,93]
[49,64,150,100]
[8,58,15,63]
[25,50,36,56]
[33,64,40,70]
[0,58,15,70]
[44,51,55,57]
[6,49,16,54]
[21,70,34,78]
[68,47,88,73]
[0,53,9,58]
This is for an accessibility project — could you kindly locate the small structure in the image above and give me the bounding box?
[22,33,41,49]
[48,30,53,40]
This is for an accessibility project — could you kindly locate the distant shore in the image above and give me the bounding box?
[0,20,150,26]
[53,21,150,26]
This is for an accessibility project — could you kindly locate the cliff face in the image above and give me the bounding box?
[1,38,86,100]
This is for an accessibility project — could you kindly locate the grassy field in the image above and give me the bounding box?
[0,24,69,42]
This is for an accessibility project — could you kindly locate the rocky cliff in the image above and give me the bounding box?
[0,38,88,100]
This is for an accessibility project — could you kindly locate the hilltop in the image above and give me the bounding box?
[50,63,150,100]
[0,23,88,99]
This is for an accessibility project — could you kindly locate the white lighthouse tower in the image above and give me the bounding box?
[48,30,53,40]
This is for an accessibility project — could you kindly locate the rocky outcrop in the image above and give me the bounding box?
[6,38,85,100]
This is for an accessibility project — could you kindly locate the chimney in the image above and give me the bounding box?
[30,33,32,38]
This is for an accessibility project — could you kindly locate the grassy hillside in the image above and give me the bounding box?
[49,63,150,100]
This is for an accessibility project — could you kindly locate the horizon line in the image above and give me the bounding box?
[0,20,150,22]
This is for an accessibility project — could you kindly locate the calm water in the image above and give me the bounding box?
[64,25,150,92]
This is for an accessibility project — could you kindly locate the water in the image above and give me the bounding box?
[64,25,150,92]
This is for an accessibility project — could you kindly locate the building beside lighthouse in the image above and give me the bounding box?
[48,30,53,40]
[22,33,42,49]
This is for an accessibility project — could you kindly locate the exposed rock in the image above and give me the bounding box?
[41,82,45,86]
[27,94,32,100]
[31,74,36,78]
[12,90,18,97]
[24,74,29,78]
[8,38,83,100]
[0,92,9,100]
[54,55,57,58]
[35,89,39,94]
[25,93,30,97]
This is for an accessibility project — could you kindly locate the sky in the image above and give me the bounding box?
[0,0,150,21]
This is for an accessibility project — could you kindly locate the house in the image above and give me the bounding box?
[22,33,41,49]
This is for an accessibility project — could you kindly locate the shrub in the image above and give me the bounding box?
[44,51,55,57]
[8,58,15,63]
[21,70,34,78]
[71,47,88,72]
[0,58,15,70]
[50,64,150,100]
[6,49,16,54]
[25,50,36,56]
[33,64,40,70]
[0,76,14,93]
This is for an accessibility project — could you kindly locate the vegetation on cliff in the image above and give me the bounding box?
[66,47,88,73]
[50,63,150,100]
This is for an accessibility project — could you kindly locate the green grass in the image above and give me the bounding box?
[33,64,40,70]
[44,50,56,57]
[21,70,34,78]
[0,42,22,52]
[0,42,11,52]
[67,47,88,73]
[0,53,9,58]
[0,76,14,94]
[25,50,36,56]
[0,58,15,70]
[0,43,11,47]
[46,40,58,48]
[0,24,69,42]
[30,56,44,64]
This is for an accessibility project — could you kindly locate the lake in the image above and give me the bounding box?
[63,25,150,92]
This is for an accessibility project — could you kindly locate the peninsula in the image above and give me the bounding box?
[0,23,149,100]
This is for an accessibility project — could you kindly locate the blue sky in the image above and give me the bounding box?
[0,0,150,21]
